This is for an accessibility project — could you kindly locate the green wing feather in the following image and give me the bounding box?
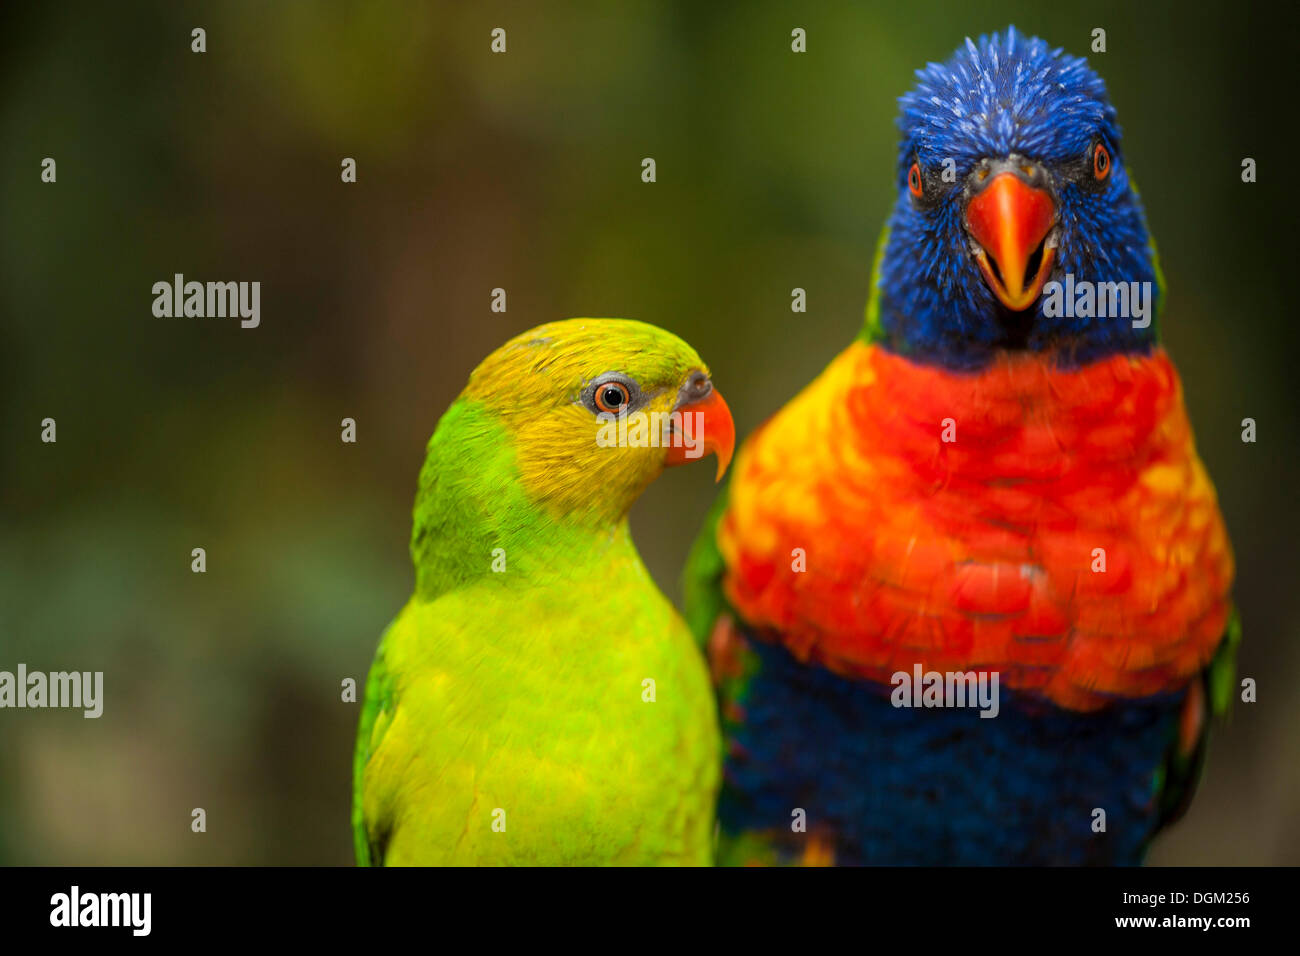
[1151,609,1242,844]
[682,486,731,649]
[1208,609,1244,718]
[352,627,396,866]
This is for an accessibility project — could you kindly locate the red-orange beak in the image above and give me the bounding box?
[965,172,1057,311]
[664,386,735,482]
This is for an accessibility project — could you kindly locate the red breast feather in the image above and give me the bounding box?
[719,342,1233,712]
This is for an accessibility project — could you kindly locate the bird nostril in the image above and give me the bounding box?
[676,371,714,411]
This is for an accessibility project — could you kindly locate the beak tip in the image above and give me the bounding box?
[710,391,735,482]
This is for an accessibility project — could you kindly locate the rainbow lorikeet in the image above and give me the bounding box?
[354,318,735,865]
[684,29,1238,866]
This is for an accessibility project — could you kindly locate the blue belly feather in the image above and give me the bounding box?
[718,635,1184,865]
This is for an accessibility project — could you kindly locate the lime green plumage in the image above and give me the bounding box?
[353,319,721,865]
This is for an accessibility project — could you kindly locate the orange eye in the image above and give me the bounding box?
[1093,142,1111,180]
[594,381,631,414]
[908,162,923,198]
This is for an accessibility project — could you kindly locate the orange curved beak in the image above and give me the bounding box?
[665,387,735,482]
[965,172,1056,311]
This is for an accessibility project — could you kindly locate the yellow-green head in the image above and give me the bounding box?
[410,318,733,598]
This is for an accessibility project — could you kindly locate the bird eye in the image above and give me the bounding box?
[908,161,924,198]
[594,381,630,413]
[1093,142,1111,181]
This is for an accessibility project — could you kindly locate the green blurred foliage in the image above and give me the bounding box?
[1,0,1296,864]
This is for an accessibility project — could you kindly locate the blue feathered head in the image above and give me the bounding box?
[871,28,1159,368]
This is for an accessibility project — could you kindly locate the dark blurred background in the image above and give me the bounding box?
[1,0,1295,864]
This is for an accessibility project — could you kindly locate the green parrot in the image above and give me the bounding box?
[352,318,735,865]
